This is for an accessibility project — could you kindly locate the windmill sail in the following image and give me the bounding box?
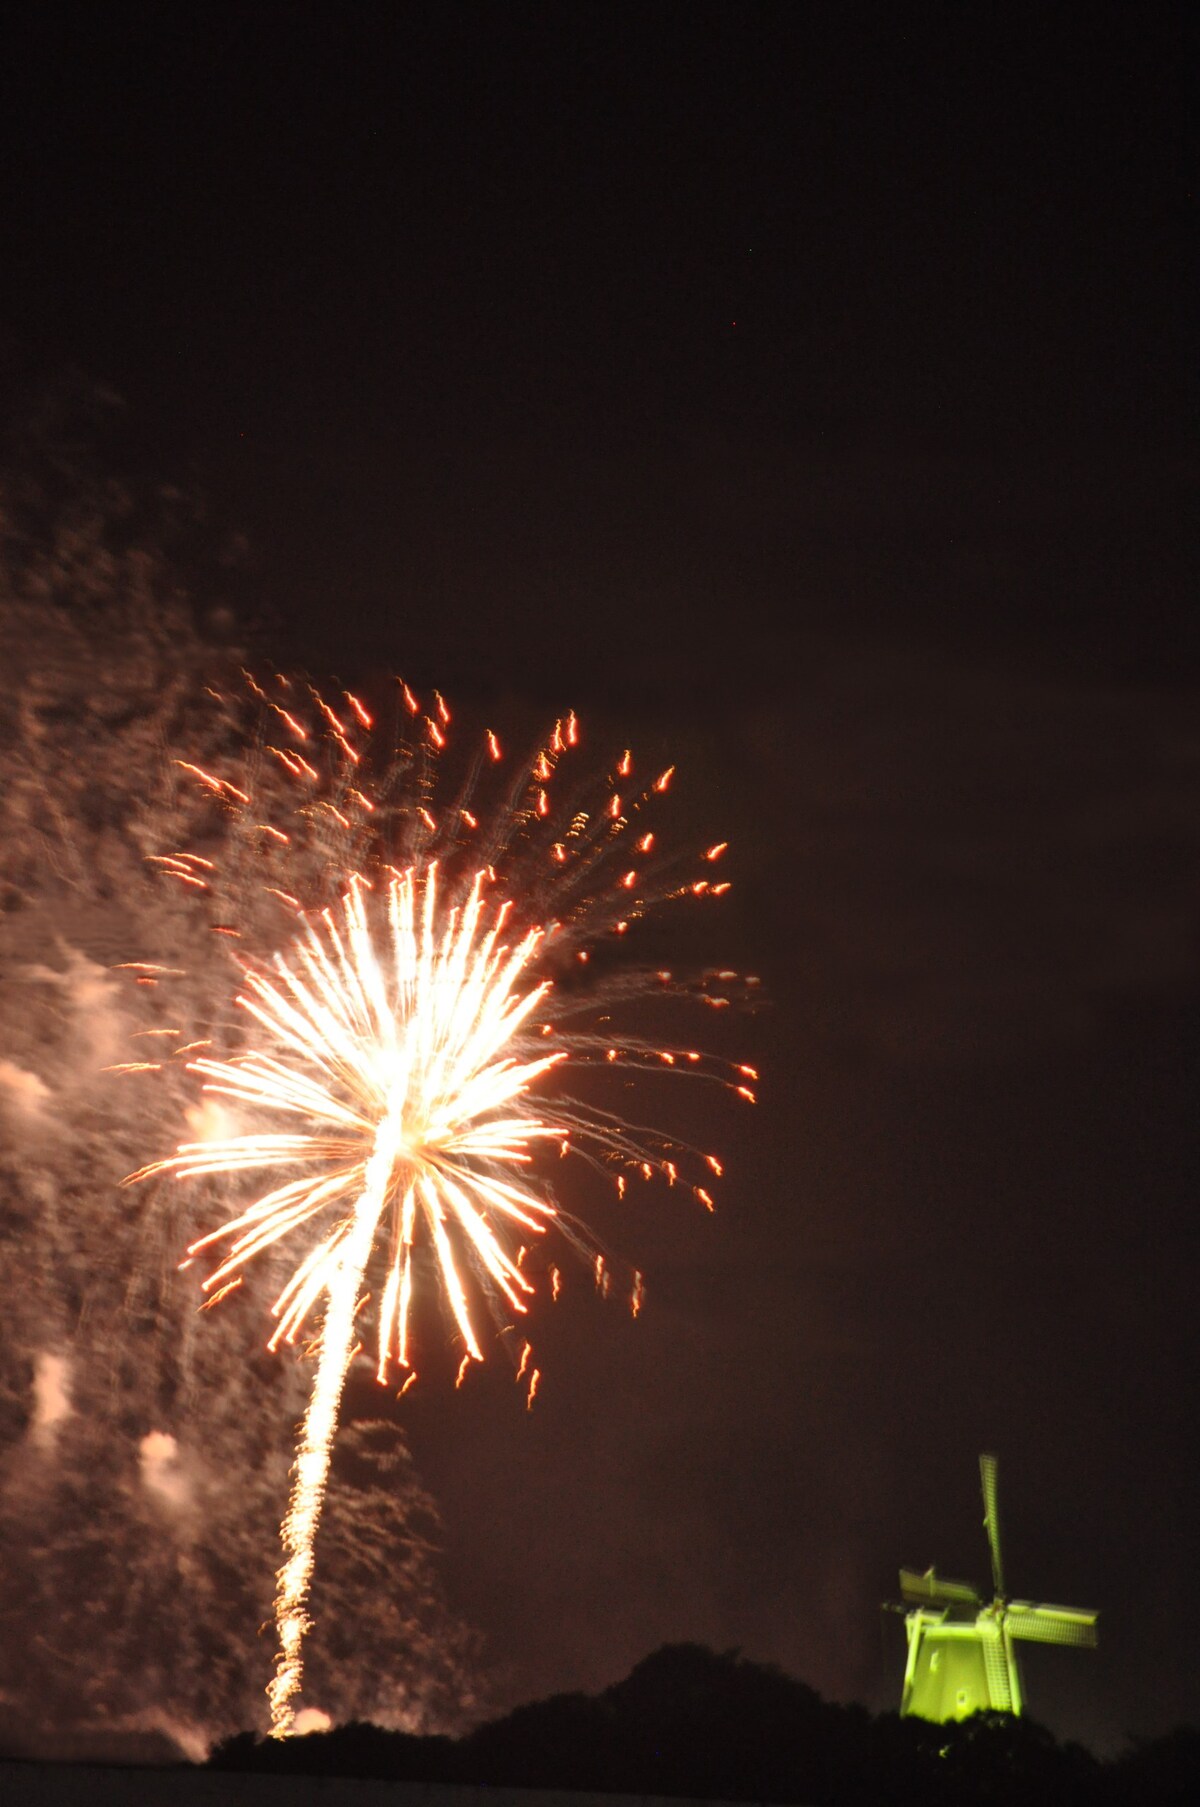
[1005,1603,1098,1647]
[900,1567,981,1607]
[980,1452,1005,1596]
[981,1629,1016,1711]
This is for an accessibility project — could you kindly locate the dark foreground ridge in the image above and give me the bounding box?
[206,1644,1198,1806]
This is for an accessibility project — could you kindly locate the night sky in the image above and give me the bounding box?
[2,4,1196,1752]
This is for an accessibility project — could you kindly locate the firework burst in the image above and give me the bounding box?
[124,675,755,1735]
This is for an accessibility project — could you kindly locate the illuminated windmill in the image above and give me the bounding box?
[895,1453,1098,1722]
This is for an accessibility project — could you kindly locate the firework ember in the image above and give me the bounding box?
[126,675,753,1736]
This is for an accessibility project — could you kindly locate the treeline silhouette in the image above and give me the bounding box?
[210,1643,1197,1805]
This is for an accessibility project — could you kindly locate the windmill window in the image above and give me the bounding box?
[930,1651,940,1671]
[956,1690,970,1711]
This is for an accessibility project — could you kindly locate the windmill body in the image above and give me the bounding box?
[896,1455,1097,1722]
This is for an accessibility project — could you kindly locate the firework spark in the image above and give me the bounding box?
[127,678,752,1736]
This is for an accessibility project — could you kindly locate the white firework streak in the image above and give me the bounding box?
[131,867,569,1733]
[124,682,754,1737]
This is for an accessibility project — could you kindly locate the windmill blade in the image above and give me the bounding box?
[899,1566,981,1607]
[1005,1602,1099,1648]
[981,1633,1016,1711]
[980,1452,1005,1597]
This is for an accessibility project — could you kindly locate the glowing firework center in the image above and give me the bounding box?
[178,869,565,1377]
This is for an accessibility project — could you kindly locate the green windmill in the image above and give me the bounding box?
[895,1454,1098,1721]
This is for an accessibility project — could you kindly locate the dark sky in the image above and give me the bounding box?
[2,3,1196,1751]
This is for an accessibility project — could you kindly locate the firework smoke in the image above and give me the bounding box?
[0,584,476,1751]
